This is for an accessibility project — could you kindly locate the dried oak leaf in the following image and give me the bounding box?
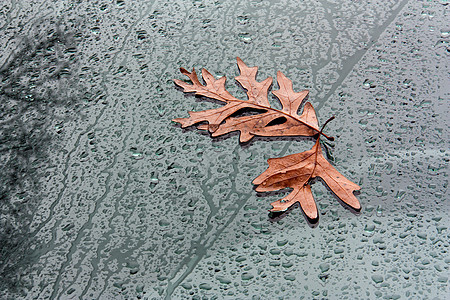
[173,57,333,142]
[253,137,361,220]
[173,58,360,222]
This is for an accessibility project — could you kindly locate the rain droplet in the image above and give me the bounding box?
[130,147,143,160]
[371,275,384,283]
[364,224,375,233]
[319,263,330,272]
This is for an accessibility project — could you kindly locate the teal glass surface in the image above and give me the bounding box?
[0,0,448,299]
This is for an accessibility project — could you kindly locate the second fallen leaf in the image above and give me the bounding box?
[253,136,361,220]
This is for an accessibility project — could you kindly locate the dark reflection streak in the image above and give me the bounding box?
[268,0,410,193]
[164,143,251,299]
[79,128,134,299]
[314,0,410,111]
[164,164,219,298]
[96,171,136,299]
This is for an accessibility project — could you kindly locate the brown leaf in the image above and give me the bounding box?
[173,58,360,224]
[173,58,332,142]
[253,138,361,220]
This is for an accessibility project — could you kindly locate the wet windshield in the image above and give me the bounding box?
[0,0,448,299]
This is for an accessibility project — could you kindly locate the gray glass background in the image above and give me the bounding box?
[0,0,448,299]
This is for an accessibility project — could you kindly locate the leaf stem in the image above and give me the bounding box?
[319,116,335,141]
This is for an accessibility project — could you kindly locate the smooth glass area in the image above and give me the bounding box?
[0,0,448,299]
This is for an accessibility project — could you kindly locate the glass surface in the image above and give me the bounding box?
[0,0,448,299]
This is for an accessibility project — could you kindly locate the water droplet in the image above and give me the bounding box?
[376,205,383,216]
[216,276,231,284]
[150,171,159,187]
[364,224,375,233]
[159,220,170,227]
[116,0,125,8]
[362,79,376,89]
[199,283,212,290]
[284,274,296,281]
[90,26,100,35]
[238,32,252,43]
[181,283,192,290]
[371,275,384,283]
[130,147,143,160]
[276,239,288,247]
[269,248,281,255]
[241,273,254,280]
[235,255,246,262]
[319,263,330,272]
[334,248,344,254]
[417,232,427,240]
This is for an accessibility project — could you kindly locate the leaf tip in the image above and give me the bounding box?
[269,207,283,212]
[236,56,248,71]
[276,70,286,78]
[352,200,361,211]
[172,118,183,125]
[253,184,265,191]
[239,132,254,143]
[304,209,318,221]
[201,68,212,77]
